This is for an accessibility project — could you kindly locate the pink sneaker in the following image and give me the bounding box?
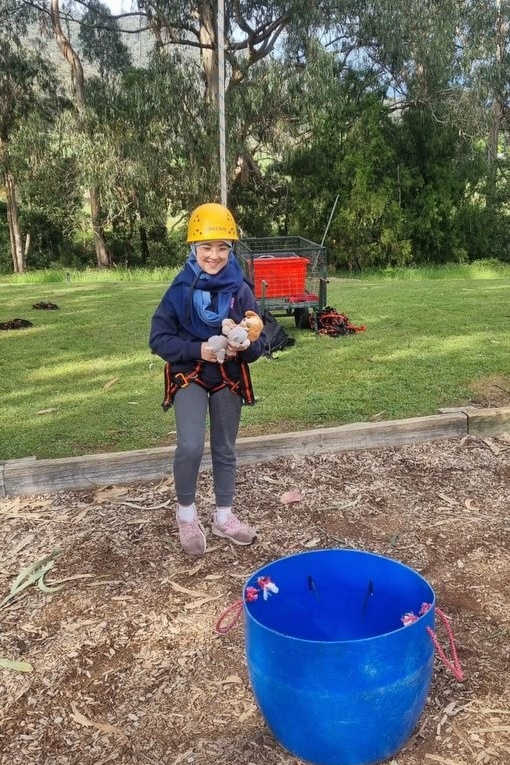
[176,514,206,556]
[212,513,257,546]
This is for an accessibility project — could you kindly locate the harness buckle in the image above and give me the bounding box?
[174,372,190,388]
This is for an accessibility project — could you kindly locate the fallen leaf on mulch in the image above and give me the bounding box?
[70,703,127,740]
[184,595,221,609]
[93,486,128,502]
[0,658,33,673]
[238,705,256,722]
[437,493,458,505]
[211,675,243,685]
[171,750,194,765]
[280,489,303,504]
[425,755,464,765]
[169,581,209,597]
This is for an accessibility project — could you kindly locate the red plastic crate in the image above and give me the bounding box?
[252,255,309,299]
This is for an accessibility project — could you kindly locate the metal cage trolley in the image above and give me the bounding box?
[236,236,328,328]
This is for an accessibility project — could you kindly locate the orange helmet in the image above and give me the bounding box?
[187,203,239,243]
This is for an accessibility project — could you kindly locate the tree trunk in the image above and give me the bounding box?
[50,0,85,104]
[199,1,218,104]
[486,1,506,209]
[89,187,111,267]
[50,0,110,268]
[487,99,502,207]
[139,224,149,264]
[4,167,25,273]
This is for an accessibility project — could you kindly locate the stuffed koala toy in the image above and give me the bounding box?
[208,310,264,363]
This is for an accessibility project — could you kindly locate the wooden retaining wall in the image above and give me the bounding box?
[1,406,509,498]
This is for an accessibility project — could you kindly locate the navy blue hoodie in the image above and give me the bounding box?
[149,266,265,388]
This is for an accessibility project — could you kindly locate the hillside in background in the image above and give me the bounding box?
[25,8,154,87]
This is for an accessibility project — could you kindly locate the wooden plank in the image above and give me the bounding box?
[234,412,468,464]
[464,406,510,436]
[3,413,467,498]
[3,447,174,497]
[0,462,5,498]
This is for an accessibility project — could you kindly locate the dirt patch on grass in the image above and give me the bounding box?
[469,374,510,408]
[1,434,509,765]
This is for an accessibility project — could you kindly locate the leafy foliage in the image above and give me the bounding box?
[3,0,510,270]
[79,0,132,81]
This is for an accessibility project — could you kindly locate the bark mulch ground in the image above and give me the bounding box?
[1,433,509,765]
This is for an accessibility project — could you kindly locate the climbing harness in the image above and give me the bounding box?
[162,359,255,411]
[33,302,59,310]
[312,306,367,336]
[0,318,33,330]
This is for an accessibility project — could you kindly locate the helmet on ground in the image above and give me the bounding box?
[187,202,239,243]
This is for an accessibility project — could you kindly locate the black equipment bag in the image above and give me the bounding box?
[262,311,295,356]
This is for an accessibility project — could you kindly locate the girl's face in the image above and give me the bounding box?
[195,241,231,274]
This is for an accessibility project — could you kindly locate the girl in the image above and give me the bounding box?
[149,203,265,555]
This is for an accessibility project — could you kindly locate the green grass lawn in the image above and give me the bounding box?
[1,268,509,460]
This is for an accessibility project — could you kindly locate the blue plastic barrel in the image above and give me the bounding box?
[244,549,436,765]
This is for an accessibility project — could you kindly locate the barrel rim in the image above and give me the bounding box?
[243,547,436,644]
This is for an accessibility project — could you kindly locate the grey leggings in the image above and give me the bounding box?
[172,383,242,507]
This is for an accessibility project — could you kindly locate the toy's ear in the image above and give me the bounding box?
[222,318,236,336]
[244,310,264,341]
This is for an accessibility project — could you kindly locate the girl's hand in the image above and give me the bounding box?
[201,342,220,362]
[226,337,250,354]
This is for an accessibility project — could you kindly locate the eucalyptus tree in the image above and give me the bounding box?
[65,0,367,231]
[90,50,211,264]
[350,1,510,253]
[456,0,510,218]
[352,1,485,263]
[280,1,500,265]
[275,45,411,269]
[122,0,364,213]
[78,0,132,82]
[8,110,83,268]
[0,0,60,272]
[44,0,132,267]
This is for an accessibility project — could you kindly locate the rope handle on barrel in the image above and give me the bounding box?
[427,607,464,682]
[215,598,243,635]
[215,577,280,635]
